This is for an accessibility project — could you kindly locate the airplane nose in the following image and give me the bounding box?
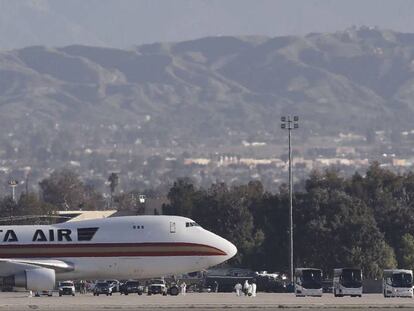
[224,239,237,259]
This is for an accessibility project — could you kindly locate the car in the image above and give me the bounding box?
[147,279,168,296]
[106,280,120,293]
[59,281,75,296]
[120,280,143,295]
[93,281,112,296]
[34,290,53,297]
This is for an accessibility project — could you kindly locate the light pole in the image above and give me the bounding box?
[8,180,19,203]
[8,180,19,224]
[281,115,299,284]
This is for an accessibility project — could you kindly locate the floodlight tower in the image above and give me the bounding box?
[8,180,19,203]
[281,115,299,284]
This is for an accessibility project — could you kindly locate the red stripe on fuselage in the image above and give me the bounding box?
[0,242,227,258]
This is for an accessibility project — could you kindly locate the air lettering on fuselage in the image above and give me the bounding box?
[32,229,72,242]
[0,230,18,242]
[0,228,94,243]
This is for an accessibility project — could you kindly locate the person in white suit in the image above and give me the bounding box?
[251,280,257,297]
[234,283,242,296]
[180,282,187,295]
[243,280,250,296]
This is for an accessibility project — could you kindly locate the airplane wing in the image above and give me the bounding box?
[0,258,74,277]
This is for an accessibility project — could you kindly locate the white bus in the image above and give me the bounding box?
[333,268,362,297]
[383,269,413,298]
[295,268,323,297]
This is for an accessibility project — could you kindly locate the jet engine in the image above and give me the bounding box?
[3,268,55,291]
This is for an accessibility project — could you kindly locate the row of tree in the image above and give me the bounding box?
[0,163,413,278]
[163,163,414,278]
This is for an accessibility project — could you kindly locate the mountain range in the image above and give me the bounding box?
[2,27,414,153]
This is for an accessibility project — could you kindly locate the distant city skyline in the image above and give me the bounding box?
[1,0,414,49]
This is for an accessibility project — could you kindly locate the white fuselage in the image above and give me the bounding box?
[0,215,237,280]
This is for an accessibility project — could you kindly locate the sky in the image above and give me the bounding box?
[1,0,414,49]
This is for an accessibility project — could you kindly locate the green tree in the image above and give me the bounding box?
[162,178,199,217]
[295,169,396,278]
[15,193,58,224]
[400,233,414,270]
[192,182,263,266]
[0,196,17,221]
[249,192,289,272]
[348,163,414,266]
[108,172,119,207]
[39,169,103,210]
[114,191,145,214]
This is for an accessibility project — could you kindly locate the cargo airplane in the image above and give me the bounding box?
[0,216,237,291]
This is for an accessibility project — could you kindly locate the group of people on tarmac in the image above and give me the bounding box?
[234,280,257,297]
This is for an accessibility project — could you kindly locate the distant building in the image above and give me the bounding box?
[184,158,211,166]
[56,210,117,223]
[392,159,408,167]
[336,147,356,156]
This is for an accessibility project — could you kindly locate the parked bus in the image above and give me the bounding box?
[333,268,362,297]
[294,268,323,297]
[383,269,413,298]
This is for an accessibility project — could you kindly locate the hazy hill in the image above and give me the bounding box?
[1,28,414,152]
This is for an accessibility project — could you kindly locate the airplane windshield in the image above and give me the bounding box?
[185,222,201,228]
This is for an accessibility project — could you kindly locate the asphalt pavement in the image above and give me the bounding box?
[2,292,414,310]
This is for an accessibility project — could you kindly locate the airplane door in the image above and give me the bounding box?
[170,222,176,233]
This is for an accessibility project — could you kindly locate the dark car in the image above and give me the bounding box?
[120,280,143,295]
[93,282,112,296]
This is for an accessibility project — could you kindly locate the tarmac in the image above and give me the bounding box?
[2,292,414,311]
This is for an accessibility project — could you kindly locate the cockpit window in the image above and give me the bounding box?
[185,222,200,227]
